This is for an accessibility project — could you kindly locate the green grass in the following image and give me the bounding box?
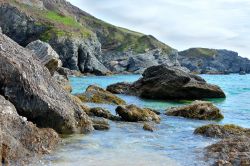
[180,48,217,57]
[44,11,81,28]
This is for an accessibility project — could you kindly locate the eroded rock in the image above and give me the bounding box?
[76,85,126,105]
[0,95,60,165]
[194,124,250,139]
[166,101,224,120]
[115,105,160,123]
[26,40,62,75]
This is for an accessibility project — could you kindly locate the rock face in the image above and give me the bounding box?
[86,107,121,121]
[194,124,250,138]
[166,101,224,120]
[26,40,62,75]
[206,136,250,166]
[178,48,250,74]
[0,31,93,134]
[76,85,126,105]
[0,95,60,165]
[0,0,180,75]
[115,105,160,123]
[53,71,73,92]
[108,65,226,100]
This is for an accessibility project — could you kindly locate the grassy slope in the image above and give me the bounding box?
[179,48,217,57]
[5,0,174,54]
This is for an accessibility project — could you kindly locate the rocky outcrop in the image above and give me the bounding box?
[0,31,93,134]
[0,0,179,75]
[194,124,250,138]
[0,95,60,165]
[76,85,126,105]
[26,40,62,75]
[178,48,250,74]
[206,136,250,166]
[108,65,226,100]
[53,71,72,92]
[90,117,110,131]
[195,124,250,165]
[143,123,155,132]
[86,107,121,121]
[115,105,160,123]
[166,101,224,120]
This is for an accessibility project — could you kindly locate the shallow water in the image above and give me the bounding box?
[40,74,250,166]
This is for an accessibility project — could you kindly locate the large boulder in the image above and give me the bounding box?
[107,65,226,100]
[115,105,160,123]
[166,101,224,120]
[194,124,250,138]
[76,85,126,105]
[0,31,93,134]
[206,136,250,166]
[26,40,62,75]
[0,95,60,165]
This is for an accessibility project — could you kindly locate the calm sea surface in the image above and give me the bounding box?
[40,74,250,166]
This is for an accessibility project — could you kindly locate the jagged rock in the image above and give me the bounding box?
[206,136,250,166]
[76,85,126,105]
[108,65,226,100]
[86,107,121,121]
[194,124,250,138]
[53,71,72,92]
[166,101,224,120]
[107,82,132,94]
[178,48,250,74]
[0,31,93,134]
[115,105,160,123]
[143,123,155,132]
[90,117,110,130]
[26,40,62,75]
[0,95,60,165]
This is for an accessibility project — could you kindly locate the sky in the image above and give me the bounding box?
[68,0,250,58]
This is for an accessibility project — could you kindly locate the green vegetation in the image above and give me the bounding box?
[180,48,217,57]
[9,0,174,54]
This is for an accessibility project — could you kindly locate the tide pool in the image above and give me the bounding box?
[40,74,250,166]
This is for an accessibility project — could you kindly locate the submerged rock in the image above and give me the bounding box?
[76,85,126,105]
[90,117,110,131]
[0,31,93,134]
[87,107,121,121]
[194,124,250,138]
[143,123,155,132]
[166,101,223,120]
[0,95,60,165]
[115,105,160,123]
[107,65,226,100]
[206,136,250,166]
[26,40,62,75]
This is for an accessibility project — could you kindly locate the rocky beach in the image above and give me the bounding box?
[0,0,250,165]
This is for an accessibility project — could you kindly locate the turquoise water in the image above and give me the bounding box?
[40,74,250,166]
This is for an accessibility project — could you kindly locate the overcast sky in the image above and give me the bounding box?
[68,0,250,58]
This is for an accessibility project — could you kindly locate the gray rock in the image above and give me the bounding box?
[26,40,62,75]
[108,65,226,100]
[0,32,93,134]
[0,95,60,165]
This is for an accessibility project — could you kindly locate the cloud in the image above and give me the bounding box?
[68,0,250,58]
